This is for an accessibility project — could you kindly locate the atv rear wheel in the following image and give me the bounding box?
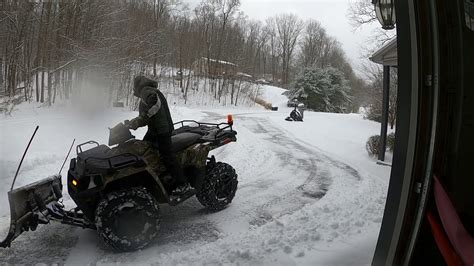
[95,187,160,252]
[196,162,238,211]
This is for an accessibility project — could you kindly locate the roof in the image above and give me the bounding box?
[255,78,270,84]
[370,38,398,66]
[200,57,238,67]
[236,72,253,78]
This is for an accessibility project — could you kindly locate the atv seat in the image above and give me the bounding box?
[171,132,202,152]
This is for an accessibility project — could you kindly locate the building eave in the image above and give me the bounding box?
[370,37,398,66]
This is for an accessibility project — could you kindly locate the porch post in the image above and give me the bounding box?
[379,65,391,161]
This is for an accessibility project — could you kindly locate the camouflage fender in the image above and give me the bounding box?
[178,143,211,168]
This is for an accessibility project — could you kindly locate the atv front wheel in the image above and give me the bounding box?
[95,187,160,252]
[196,162,238,211]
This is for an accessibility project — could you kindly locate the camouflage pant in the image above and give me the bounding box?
[145,131,185,185]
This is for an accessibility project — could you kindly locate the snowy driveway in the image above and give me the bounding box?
[0,106,386,264]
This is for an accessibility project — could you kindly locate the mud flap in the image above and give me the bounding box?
[0,175,63,248]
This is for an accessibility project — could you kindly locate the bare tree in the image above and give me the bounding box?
[214,0,240,62]
[0,0,367,110]
[298,19,342,69]
[263,19,280,83]
[273,14,303,87]
[347,0,377,28]
[347,0,395,53]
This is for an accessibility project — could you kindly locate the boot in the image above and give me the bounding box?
[171,183,194,196]
[169,183,195,205]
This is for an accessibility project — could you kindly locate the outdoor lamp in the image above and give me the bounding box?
[372,0,396,30]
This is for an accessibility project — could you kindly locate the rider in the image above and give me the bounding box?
[124,75,191,195]
[286,102,305,122]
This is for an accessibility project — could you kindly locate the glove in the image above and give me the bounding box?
[123,119,135,129]
[123,119,131,128]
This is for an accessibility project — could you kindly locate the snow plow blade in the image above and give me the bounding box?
[0,175,63,248]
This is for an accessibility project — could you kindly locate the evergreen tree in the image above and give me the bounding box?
[286,67,351,113]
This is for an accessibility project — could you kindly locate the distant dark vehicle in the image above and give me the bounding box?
[0,116,238,252]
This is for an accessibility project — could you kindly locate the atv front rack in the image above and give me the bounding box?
[0,175,94,248]
[76,141,100,154]
[82,152,144,170]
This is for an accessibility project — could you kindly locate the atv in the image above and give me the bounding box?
[0,115,238,252]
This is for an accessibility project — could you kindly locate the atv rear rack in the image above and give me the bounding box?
[174,120,233,132]
[173,120,237,147]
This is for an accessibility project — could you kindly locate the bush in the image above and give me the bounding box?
[364,104,382,122]
[366,135,380,157]
[387,132,395,151]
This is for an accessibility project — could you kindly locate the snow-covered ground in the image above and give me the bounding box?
[0,86,391,264]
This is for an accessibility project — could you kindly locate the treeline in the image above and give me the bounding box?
[0,0,365,109]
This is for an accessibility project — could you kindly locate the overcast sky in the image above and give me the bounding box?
[186,0,381,74]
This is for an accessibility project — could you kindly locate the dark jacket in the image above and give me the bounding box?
[129,76,174,135]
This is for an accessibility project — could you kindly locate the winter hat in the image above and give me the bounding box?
[133,76,158,96]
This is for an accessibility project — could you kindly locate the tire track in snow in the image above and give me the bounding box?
[130,111,373,265]
[202,112,361,230]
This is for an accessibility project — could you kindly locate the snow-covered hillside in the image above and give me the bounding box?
[258,85,289,107]
[0,86,390,265]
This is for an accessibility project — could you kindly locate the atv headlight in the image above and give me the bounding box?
[72,179,78,187]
